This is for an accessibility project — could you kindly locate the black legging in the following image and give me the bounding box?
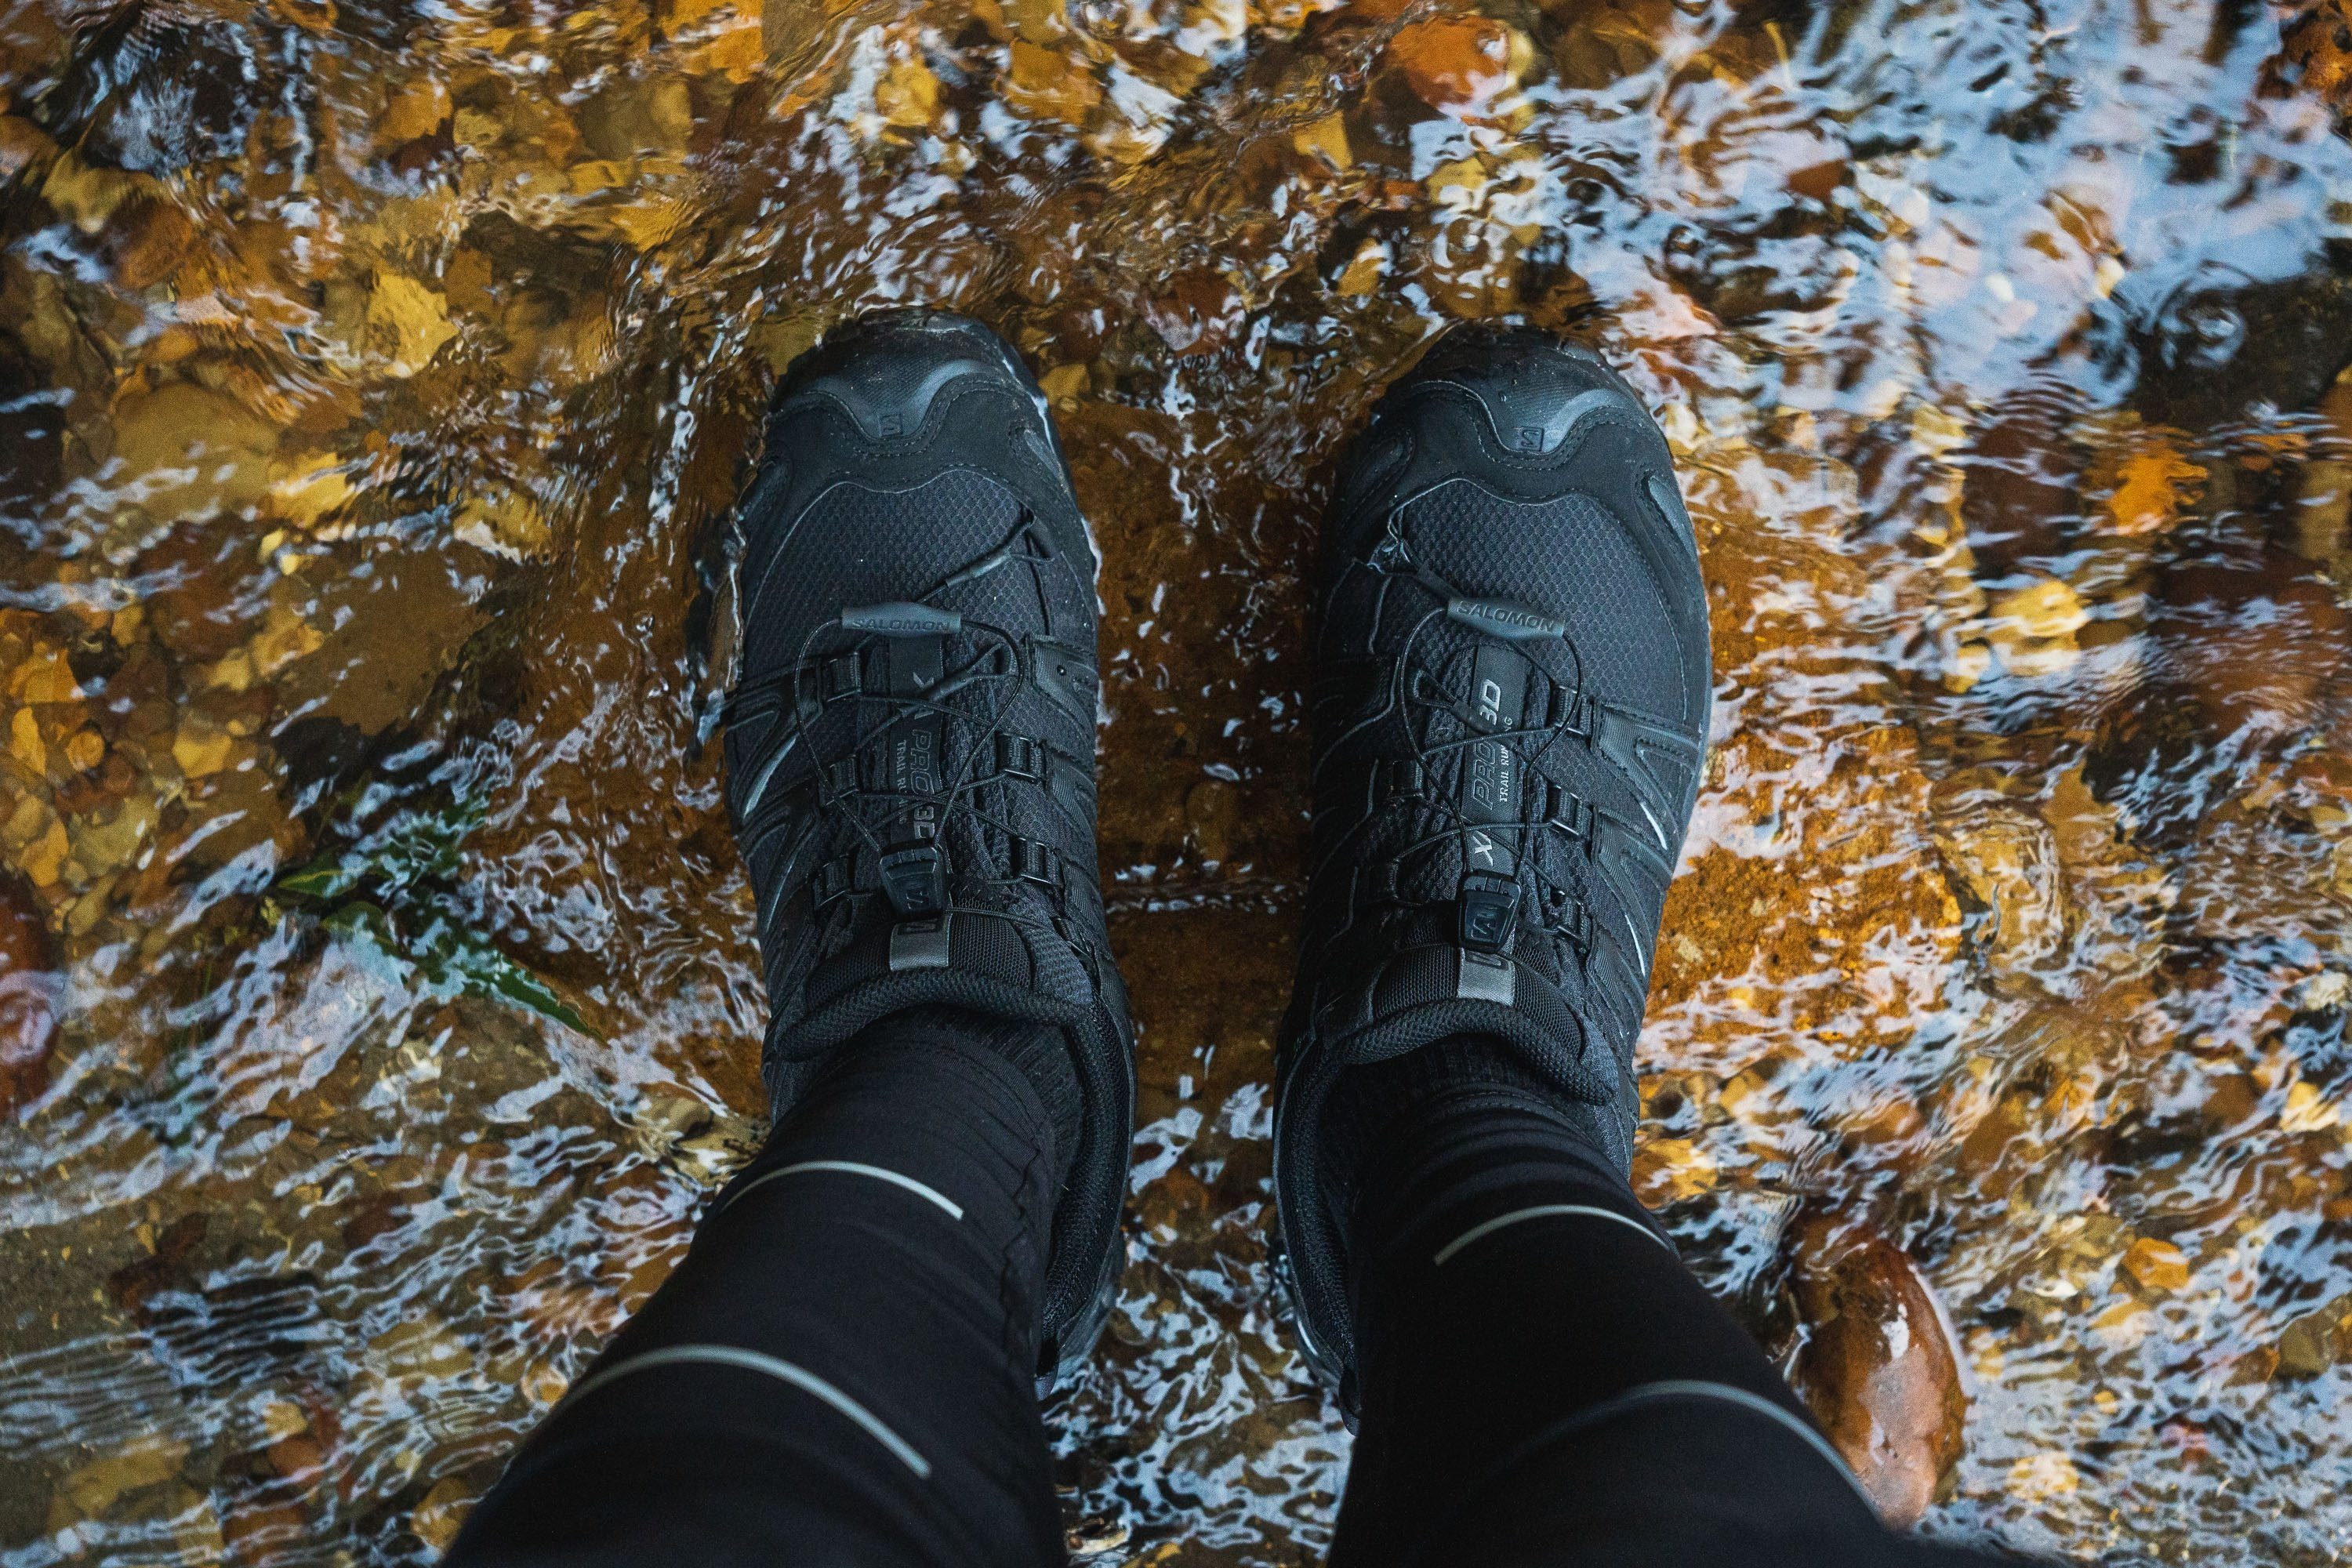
[447,1013,2006,1566]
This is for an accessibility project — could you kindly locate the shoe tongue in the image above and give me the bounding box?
[863,629,954,915]
[1323,942,1611,1108]
[775,899,1096,1068]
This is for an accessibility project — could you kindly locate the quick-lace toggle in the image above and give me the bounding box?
[1458,871,1519,951]
[878,840,947,916]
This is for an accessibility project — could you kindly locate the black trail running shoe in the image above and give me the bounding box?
[722,310,1134,1381]
[1272,327,1713,1397]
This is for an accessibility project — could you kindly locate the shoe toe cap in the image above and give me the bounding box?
[1398,325,1650,459]
[774,309,1050,446]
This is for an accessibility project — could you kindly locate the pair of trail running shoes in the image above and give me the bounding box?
[720,311,1711,1407]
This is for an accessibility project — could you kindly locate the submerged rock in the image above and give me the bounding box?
[1784,1210,1967,1527]
[0,871,59,1116]
[2154,546,2352,741]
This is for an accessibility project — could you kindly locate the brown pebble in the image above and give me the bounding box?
[0,872,60,1117]
[107,1210,210,1316]
[266,1429,329,1483]
[1143,269,1243,357]
[140,520,259,663]
[104,194,197,290]
[1385,15,1518,114]
[2155,548,2352,739]
[63,727,105,773]
[220,1500,310,1563]
[1955,382,2087,575]
[1784,1210,1967,1527]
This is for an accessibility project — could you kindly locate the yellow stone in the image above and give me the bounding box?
[1037,364,1088,405]
[608,194,695,251]
[1631,1136,1717,1202]
[365,271,459,378]
[1985,576,2086,680]
[1008,0,1068,45]
[455,489,552,560]
[1003,41,1102,126]
[4,793,50,849]
[411,1475,476,1554]
[1988,577,2088,641]
[2005,1450,2079,1501]
[260,1399,310,1440]
[16,646,81,704]
[249,604,325,681]
[63,728,103,773]
[1909,403,1968,459]
[382,75,452,143]
[71,793,157,874]
[2120,1236,2190,1292]
[203,650,255,694]
[521,1361,571,1407]
[21,816,67,886]
[60,1434,190,1516]
[9,708,45,773]
[453,107,504,149]
[40,151,143,234]
[1334,238,1387,298]
[566,158,630,194]
[693,16,763,81]
[649,78,695,148]
[2105,445,2202,536]
[111,380,282,528]
[1291,112,1350,171]
[1715,1062,1775,1121]
[267,452,357,528]
[172,722,237,779]
[877,53,940,129]
[2281,1080,2340,1134]
[1941,639,1992,694]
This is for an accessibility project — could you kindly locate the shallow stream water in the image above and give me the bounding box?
[4,0,2352,1561]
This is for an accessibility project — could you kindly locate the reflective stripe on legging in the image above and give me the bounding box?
[1433,1203,1674,1266]
[717,1159,967,1221]
[556,1345,931,1479]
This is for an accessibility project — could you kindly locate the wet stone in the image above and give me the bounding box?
[1783,1210,1966,1529]
[0,871,60,1117]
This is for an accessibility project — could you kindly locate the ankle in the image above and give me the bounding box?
[1328,1039,1660,1303]
[1319,1038,1603,1229]
[789,1006,1080,1196]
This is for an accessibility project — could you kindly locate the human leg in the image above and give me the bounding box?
[448,1011,1069,1568]
[455,310,1135,1565]
[1275,329,2004,1566]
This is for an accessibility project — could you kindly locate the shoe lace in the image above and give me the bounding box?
[725,511,1069,923]
[1317,523,1597,956]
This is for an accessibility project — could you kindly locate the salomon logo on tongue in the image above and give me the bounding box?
[1446,598,1566,641]
[842,602,964,636]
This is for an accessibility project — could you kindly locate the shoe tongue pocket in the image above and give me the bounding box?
[1458,644,1533,949]
[1463,644,1530,823]
[868,630,952,911]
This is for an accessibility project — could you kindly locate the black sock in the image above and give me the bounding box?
[864,1004,1082,1194]
[1315,1033,1621,1267]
